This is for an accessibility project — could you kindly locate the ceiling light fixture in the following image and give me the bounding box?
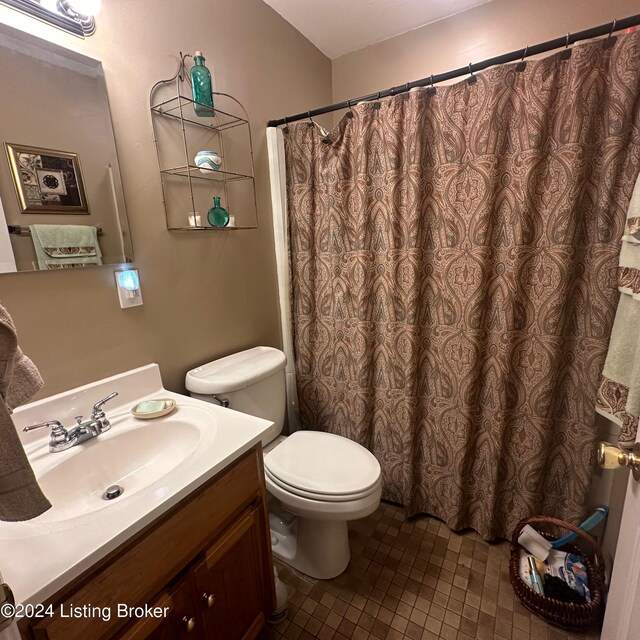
[0,0,98,36]
[56,0,100,35]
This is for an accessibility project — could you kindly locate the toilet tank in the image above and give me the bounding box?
[185,346,287,446]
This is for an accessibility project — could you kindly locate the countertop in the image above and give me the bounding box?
[0,364,273,609]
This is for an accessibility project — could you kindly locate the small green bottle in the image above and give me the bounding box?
[207,196,229,227]
[190,51,214,117]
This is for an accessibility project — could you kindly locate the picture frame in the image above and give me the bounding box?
[5,143,89,213]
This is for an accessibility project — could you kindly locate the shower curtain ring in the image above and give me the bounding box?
[346,98,355,118]
[427,74,436,95]
[307,110,315,128]
[604,19,618,48]
[516,45,529,72]
[467,62,477,84]
[561,32,572,59]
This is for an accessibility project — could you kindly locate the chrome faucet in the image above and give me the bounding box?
[23,392,119,453]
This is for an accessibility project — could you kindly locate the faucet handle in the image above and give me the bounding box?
[92,392,119,416]
[23,420,66,436]
[23,420,75,449]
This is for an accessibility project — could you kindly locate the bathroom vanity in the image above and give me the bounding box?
[0,365,276,640]
[19,446,274,640]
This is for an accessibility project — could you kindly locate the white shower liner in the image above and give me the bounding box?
[267,126,301,434]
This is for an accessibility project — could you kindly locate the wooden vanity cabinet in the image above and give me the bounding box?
[20,445,275,640]
[194,505,267,639]
[118,581,194,640]
[119,504,270,640]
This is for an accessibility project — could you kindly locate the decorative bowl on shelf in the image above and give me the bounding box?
[194,150,222,173]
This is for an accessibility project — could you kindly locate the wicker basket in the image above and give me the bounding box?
[509,515,605,631]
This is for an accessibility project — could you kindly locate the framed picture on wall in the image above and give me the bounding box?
[4,143,89,213]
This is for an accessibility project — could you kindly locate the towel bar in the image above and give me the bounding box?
[7,225,103,236]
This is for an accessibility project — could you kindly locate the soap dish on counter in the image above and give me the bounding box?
[131,398,177,419]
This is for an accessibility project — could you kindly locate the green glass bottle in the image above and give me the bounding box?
[207,196,229,227]
[190,51,214,117]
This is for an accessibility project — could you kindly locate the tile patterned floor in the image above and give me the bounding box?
[259,502,601,640]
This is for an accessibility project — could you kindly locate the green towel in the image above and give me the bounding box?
[29,224,102,270]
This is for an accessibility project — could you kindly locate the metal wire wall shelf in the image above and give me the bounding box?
[150,54,258,231]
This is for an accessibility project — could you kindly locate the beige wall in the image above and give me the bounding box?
[332,0,640,104]
[0,0,331,395]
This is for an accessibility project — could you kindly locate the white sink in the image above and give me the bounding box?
[0,364,273,608]
[21,402,219,526]
[36,417,202,521]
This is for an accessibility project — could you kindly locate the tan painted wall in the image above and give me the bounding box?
[332,0,640,104]
[0,0,331,395]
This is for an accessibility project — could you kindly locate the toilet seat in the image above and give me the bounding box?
[263,431,381,501]
[265,466,380,502]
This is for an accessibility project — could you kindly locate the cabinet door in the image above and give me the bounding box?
[117,578,200,640]
[30,449,262,640]
[194,506,267,640]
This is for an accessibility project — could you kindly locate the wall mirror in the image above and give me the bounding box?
[0,22,134,273]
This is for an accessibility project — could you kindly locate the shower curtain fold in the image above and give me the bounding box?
[268,126,302,433]
[284,32,640,540]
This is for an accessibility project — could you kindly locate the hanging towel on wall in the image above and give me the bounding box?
[29,224,102,270]
[596,175,640,450]
[0,303,50,521]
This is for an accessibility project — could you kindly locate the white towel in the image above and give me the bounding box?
[29,224,102,270]
[596,174,640,449]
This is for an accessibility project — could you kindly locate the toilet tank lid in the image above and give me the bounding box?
[185,346,286,395]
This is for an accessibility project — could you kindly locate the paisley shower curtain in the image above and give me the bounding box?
[284,33,640,540]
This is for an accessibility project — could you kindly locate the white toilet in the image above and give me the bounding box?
[185,346,382,579]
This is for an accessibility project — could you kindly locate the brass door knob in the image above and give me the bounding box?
[597,441,640,481]
[182,616,196,632]
[202,592,215,608]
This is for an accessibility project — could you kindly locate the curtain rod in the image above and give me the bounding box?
[267,14,640,128]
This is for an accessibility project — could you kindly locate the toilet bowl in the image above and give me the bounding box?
[185,347,382,579]
[264,431,381,578]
